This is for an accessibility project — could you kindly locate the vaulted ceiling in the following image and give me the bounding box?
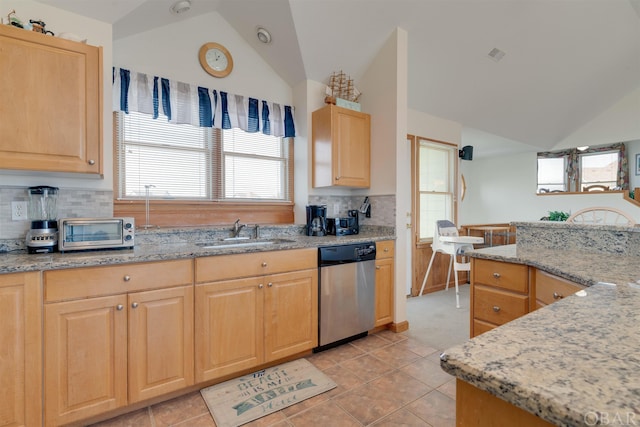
[38,0,640,152]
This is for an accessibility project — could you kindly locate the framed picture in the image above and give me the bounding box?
[636,153,640,176]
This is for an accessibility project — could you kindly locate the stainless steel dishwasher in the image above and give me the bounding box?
[316,242,376,351]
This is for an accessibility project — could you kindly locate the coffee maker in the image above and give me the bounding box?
[306,205,327,236]
[25,186,59,254]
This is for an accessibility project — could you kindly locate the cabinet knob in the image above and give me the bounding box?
[553,292,563,300]
[493,272,501,278]
[131,302,139,308]
[335,176,341,181]
[258,284,264,289]
[88,159,95,165]
[492,306,501,312]
[384,248,389,252]
[261,262,267,267]
[116,304,124,311]
[376,266,381,270]
[268,282,273,287]
[123,275,131,282]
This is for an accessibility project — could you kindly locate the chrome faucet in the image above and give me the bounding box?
[232,219,246,238]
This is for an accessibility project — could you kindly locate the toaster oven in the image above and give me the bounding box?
[58,217,135,252]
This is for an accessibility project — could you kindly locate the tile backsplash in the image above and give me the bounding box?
[0,187,113,240]
[307,194,395,227]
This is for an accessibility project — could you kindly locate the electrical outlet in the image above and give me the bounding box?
[11,201,28,221]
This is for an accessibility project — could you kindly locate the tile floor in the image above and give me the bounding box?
[91,329,457,427]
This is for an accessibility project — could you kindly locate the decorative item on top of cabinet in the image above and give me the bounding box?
[194,248,318,382]
[470,258,529,338]
[312,104,371,188]
[43,260,193,426]
[532,268,585,310]
[375,240,395,327]
[0,24,103,174]
[0,272,42,427]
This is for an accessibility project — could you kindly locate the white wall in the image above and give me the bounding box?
[360,28,409,325]
[407,109,462,145]
[458,82,640,225]
[0,0,112,190]
[113,12,292,106]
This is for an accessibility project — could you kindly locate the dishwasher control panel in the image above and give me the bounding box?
[319,242,376,265]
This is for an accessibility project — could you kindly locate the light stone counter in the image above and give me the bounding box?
[0,225,394,274]
[441,222,640,426]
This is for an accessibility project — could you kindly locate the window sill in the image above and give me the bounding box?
[114,200,294,227]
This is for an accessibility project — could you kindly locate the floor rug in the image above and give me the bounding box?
[200,358,337,427]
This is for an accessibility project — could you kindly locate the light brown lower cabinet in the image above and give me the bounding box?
[0,272,42,427]
[43,261,193,426]
[195,249,318,383]
[374,240,395,327]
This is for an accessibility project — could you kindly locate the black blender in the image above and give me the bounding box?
[25,186,59,253]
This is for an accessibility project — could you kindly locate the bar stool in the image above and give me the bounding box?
[419,220,484,308]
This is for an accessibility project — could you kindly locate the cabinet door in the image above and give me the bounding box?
[332,107,371,187]
[375,257,394,327]
[195,278,264,382]
[45,295,127,426]
[0,25,102,174]
[264,269,318,362]
[128,286,194,403]
[0,272,41,427]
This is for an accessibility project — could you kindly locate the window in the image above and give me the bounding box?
[416,138,457,241]
[115,111,291,202]
[537,156,567,192]
[579,151,618,190]
[536,143,627,193]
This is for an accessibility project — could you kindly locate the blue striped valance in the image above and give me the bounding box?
[112,67,296,138]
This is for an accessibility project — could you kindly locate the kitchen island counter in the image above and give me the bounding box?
[441,241,640,426]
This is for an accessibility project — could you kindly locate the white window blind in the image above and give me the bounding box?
[417,139,456,241]
[115,111,291,202]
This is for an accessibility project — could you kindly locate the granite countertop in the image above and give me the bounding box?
[0,229,394,274]
[441,244,640,426]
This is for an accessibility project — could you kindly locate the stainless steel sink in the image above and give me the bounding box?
[198,238,294,249]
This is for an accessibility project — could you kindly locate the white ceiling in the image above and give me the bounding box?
[37,0,640,153]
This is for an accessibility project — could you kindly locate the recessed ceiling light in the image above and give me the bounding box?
[488,47,506,62]
[257,27,272,44]
[170,0,191,15]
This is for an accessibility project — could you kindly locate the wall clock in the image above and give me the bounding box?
[199,42,233,78]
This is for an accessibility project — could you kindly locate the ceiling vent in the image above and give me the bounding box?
[488,48,506,62]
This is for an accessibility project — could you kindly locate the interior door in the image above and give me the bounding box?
[410,135,459,296]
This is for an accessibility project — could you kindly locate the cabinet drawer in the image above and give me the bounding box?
[535,269,584,307]
[473,259,528,293]
[376,240,394,259]
[44,259,193,302]
[196,248,317,282]
[474,285,528,326]
[472,319,497,337]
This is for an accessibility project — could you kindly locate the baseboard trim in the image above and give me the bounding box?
[389,320,409,333]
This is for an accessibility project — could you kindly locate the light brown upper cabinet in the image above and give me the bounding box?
[0,25,103,175]
[312,104,370,188]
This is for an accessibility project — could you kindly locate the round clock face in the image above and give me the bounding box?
[199,42,233,78]
[205,48,228,71]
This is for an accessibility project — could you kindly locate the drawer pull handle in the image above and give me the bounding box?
[553,292,563,300]
[116,304,124,311]
[131,302,139,309]
[123,275,131,282]
[258,284,264,289]
[493,306,501,312]
[493,273,501,278]
[268,282,273,287]
[262,262,268,267]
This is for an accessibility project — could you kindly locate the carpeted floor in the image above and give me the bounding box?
[405,284,470,352]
